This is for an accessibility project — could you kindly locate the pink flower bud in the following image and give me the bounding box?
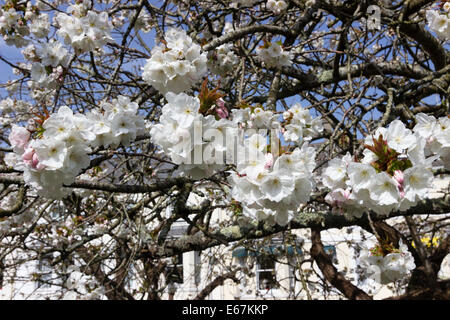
[22,147,45,170]
[325,188,351,208]
[216,97,225,108]
[22,147,34,165]
[393,170,405,197]
[394,170,404,186]
[215,98,228,119]
[32,152,40,168]
[216,107,228,119]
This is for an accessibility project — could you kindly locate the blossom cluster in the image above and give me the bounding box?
[256,40,293,69]
[5,96,145,199]
[229,142,317,226]
[266,0,288,15]
[207,43,240,77]
[360,240,415,284]
[203,20,233,40]
[150,92,235,179]
[414,113,450,169]
[25,40,70,89]
[142,28,208,95]
[282,103,324,143]
[55,2,113,53]
[0,98,32,126]
[426,3,450,40]
[64,266,106,300]
[134,11,153,33]
[232,106,280,130]
[230,103,324,143]
[110,6,152,32]
[322,119,442,217]
[150,88,324,225]
[0,3,31,48]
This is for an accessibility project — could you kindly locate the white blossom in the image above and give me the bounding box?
[360,240,415,285]
[5,96,145,199]
[256,41,292,69]
[142,28,207,95]
[266,0,288,15]
[426,9,450,40]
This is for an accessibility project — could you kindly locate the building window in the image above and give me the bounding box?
[166,253,183,284]
[232,242,303,293]
[256,254,277,290]
[165,220,188,285]
[36,255,53,289]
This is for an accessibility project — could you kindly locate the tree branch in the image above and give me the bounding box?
[310,228,372,300]
[193,270,240,300]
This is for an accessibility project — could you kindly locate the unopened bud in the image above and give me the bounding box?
[394,170,404,186]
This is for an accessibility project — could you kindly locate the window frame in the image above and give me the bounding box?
[35,255,54,290]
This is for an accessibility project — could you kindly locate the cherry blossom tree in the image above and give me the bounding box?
[0,0,449,300]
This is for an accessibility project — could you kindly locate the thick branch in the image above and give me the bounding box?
[193,270,240,300]
[140,197,450,260]
[0,186,26,218]
[0,175,190,194]
[407,235,450,294]
[310,228,372,300]
[203,25,295,51]
[250,61,432,103]
[386,279,450,300]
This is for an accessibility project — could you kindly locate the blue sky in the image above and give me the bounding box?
[0,4,447,128]
[0,38,22,85]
